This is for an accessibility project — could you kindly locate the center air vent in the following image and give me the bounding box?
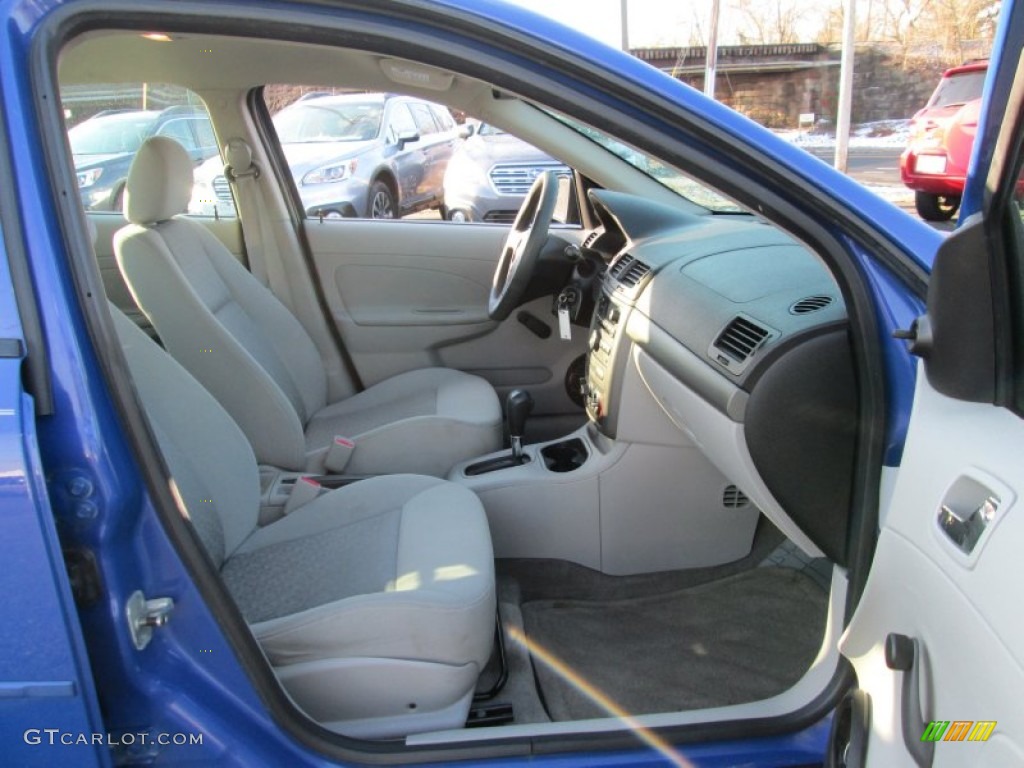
[710,315,774,374]
[609,255,651,288]
[790,295,834,315]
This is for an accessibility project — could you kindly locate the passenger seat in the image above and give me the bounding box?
[111,306,496,739]
[114,136,501,477]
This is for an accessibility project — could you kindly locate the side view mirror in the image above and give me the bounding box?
[396,130,420,149]
[458,123,475,139]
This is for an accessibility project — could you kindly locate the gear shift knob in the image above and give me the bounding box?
[506,389,534,462]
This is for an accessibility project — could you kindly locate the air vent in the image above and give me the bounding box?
[610,255,651,287]
[582,231,600,249]
[790,295,834,315]
[722,485,750,508]
[713,315,771,364]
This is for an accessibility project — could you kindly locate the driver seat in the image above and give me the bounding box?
[115,136,501,476]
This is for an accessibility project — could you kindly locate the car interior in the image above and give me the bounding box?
[54,20,867,755]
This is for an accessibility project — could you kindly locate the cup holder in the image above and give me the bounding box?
[540,438,588,473]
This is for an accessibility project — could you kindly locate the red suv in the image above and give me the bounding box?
[900,60,987,221]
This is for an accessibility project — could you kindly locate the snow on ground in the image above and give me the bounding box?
[774,119,917,206]
[774,119,911,149]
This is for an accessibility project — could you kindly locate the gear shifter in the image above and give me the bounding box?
[463,389,534,476]
[506,389,534,464]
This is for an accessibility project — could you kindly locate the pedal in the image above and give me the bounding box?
[466,703,514,727]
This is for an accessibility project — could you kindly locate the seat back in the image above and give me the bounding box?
[111,305,260,565]
[115,137,327,470]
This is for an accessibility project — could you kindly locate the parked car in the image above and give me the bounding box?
[900,60,988,221]
[4,1,1024,767]
[69,105,217,211]
[190,92,457,218]
[443,123,570,223]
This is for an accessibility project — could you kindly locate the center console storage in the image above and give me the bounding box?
[540,438,588,472]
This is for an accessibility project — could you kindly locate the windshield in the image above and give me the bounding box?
[928,70,986,108]
[68,112,158,154]
[552,113,743,212]
[274,102,383,143]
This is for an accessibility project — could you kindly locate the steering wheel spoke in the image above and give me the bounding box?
[488,170,560,320]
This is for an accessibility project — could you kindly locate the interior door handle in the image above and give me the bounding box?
[933,473,1009,562]
[938,496,997,556]
[886,633,932,768]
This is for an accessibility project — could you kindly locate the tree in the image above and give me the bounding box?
[731,0,805,44]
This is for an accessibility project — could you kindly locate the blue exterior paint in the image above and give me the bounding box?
[0,220,106,765]
[1,0,992,764]
[962,0,1023,221]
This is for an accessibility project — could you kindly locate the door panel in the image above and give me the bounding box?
[304,219,588,424]
[840,371,1024,765]
[839,9,1024,764]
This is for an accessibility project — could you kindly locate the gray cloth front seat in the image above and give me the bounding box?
[111,306,496,739]
[114,136,501,476]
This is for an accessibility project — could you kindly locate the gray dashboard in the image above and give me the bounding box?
[588,189,846,392]
[583,189,857,565]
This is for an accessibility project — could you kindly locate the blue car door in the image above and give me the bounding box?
[833,3,1024,765]
[0,170,107,767]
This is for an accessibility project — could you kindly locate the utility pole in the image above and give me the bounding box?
[620,0,629,51]
[834,0,856,172]
[705,0,720,99]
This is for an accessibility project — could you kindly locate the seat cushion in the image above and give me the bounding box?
[304,368,502,476]
[222,474,495,670]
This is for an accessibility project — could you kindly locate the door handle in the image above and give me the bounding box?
[886,633,932,767]
[938,495,997,556]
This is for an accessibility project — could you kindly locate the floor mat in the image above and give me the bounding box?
[520,567,828,721]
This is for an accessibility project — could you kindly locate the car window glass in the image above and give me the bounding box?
[549,109,743,213]
[58,83,230,217]
[260,85,578,225]
[430,104,455,132]
[929,71,987,108]
[155,118,199,150]
[387,103,418,142]
[409,102,439,136]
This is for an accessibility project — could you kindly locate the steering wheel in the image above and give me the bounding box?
[488,170,560,320]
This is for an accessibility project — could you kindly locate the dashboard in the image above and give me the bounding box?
[581,189,859,564]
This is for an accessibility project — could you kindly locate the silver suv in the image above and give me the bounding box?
[191,93,457,218]
[443,123,569,223]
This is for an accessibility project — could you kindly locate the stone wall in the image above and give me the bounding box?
[632,41,990,128]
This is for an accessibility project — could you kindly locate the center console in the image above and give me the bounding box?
[448,251,758,576]
[584,254,652,437]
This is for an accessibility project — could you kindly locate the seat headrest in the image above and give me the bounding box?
[124,136,195,225]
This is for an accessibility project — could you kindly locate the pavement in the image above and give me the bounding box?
[806,146,956,231]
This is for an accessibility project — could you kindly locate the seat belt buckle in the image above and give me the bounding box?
[324,436,355,474]
[283,475,322,516]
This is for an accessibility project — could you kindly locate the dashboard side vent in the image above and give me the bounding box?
[713,315,771,364]
[722,485,749,508]
[790,295,834,315]
[582,231,600,249]
[609,254,634,279]
[610,254,651,287]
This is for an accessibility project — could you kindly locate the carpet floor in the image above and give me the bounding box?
[520,566,828,721]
